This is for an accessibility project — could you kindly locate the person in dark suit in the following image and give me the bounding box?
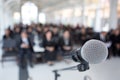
[59,30,73,56]
[86,28,95,40]
[79,27,88,45]
[36,25,44,47]
[27,26,34,45]
[94,31,112,58]
[110,29,120,57]
[96,31,110,42]
[13,26,21,49]
[18,31,33,68]
[52,26,60,51]
[43,30,56,65]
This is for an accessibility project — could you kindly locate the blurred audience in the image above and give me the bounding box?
[2,22,120,67]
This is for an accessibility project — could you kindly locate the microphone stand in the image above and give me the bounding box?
[53,63,89,80]
[53,65,77,80]
[53,49,89,80]
[53,70,60,80]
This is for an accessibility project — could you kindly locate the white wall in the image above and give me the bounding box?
[0,0,4,40]
[0,0,13,40]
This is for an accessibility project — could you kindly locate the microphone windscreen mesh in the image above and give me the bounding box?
[81,39,108,64]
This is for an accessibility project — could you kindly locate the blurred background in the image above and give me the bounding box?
[0,0,120,80]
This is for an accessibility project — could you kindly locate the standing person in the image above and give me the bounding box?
[43,30,56,65]
[18,31,33,68]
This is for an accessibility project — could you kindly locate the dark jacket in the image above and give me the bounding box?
[18,37,33,52]
[59,37,73,51]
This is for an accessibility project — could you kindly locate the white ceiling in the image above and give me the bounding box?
[3,0,98,12]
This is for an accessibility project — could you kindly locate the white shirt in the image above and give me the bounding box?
[22,38,29,45]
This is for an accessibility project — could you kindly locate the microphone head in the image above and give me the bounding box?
[81,39,108,64]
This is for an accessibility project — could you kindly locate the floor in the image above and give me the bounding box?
[0,44,120,80]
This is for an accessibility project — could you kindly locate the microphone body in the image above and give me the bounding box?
[71,49,89,71]
[68,39,108,71]
[52,40,108,80]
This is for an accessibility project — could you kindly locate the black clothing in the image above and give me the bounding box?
[110,34,120,56]
[53,33,60,50]
[79,33,87,45]
[95,33,110,42]
[13,32,21,49]
[43,38,56,61]
[59,37,73,56]
[18,37,33,68]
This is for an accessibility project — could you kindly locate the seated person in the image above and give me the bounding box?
[13,26,21,49]
[79,27,87,45]
[27,26,34,45]
[59,30,73,56]
[43,30,56,65]
[96,31,112,58]
[2,29,15,52]
[52,26,60,51]
[52,26,62,60]
[95,31,109,42]
[86,28,95,40]
[13,26,21,38]
[110,29,120,57]
[36,25,44,47]
[18,31,33,68]
[36,25,43,38]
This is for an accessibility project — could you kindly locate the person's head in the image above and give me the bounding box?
[27,27,33,33]
[43,25,49,33]
[15,27,21,33]
[44,27,49,33]
[30,22,36,29]
[114,29,120,36]
[101,31,107,37]
[87,28,93,34]
[52,26,58,34]
[81,27,86,34]
[5,29,11,36]
[63,30,70,39]
[45,30,53,40]
[36,25,42,32]
[21,31,28,38]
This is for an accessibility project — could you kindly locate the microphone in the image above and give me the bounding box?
[81,39,108,64]
[52,40,108,80]
[53,39,108,72]
[71,39,108,71]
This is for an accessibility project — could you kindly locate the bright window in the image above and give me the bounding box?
[21,2,38,24]
[39,13,46,24]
